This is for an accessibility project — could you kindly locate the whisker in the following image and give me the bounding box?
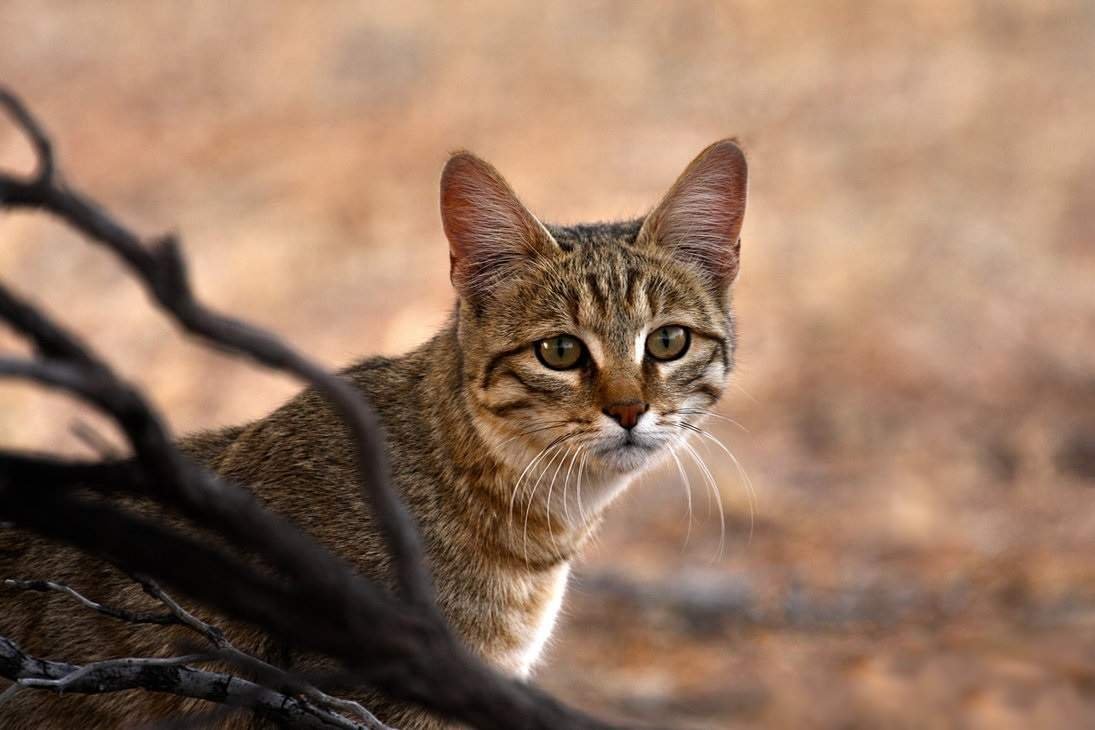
[575,449,589,526]
[532,444,572,562]
[558,446,582,527]
[496,420,572,448]
[676,408,748,432]
[678,427,713,515]
[698,430,757,545]
[519,441,568,569]
[508,431,572,535]
[730,381,759,404]
[679,439,726,562]
[668,448,694,550]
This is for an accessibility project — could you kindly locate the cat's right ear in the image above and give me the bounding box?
[440,152,556,301]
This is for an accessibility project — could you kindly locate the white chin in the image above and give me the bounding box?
[596,442,658,473]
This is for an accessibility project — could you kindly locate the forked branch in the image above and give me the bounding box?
[3,577,391,729]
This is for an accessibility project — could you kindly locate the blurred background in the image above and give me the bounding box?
[2,2,1094,728]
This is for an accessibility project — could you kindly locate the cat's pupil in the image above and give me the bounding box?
[660,329,670,349]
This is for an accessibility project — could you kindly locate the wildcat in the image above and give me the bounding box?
[0,139,747,728]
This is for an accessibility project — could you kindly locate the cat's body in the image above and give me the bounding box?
[0,142,747,728]
[211,324,585,681]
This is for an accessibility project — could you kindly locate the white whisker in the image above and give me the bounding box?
[508,432,571,536]
[699,430,757,545]
[677,408,748,433]
[523,443,570,565]
[558,446,582,527]
[539,445,573,560]
[575,450,589,525]
[730,381,758,404]
[496,421,571,449]
[668,448,694,550]
[679,439,726,562]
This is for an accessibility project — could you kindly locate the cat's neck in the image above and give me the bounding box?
[412,320,630,571]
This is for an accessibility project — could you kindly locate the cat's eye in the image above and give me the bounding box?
[646,325,690,361]
[535,335,586,370]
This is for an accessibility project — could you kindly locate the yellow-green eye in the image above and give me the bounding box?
[535,335,586,370]
[646,325,690,361]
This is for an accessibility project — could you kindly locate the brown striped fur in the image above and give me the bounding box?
[0,140,747,728]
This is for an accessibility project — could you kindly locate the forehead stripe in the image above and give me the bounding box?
[624,267,641,309]
[585,273,607,313]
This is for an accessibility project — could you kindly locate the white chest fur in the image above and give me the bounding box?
[496,564,571,677]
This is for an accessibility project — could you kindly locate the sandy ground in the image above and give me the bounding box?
[2,3,1094,728]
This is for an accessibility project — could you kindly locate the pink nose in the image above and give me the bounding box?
[602,400,649,430]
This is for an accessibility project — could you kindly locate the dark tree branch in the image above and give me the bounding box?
[0,89,52,184]
[68,419,123,459]
[0,285,417,631]
[4,457,612,728]
[0,95,428,606]
[5,576,393,729]
[0,87,629,729]
[0,637,376,730]
[138,577,391,728]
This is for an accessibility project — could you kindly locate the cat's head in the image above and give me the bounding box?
[441,141,746,480]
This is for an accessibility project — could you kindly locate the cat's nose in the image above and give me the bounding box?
[602,400,649,430]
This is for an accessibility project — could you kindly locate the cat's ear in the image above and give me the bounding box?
[440,151,556,300]
[637,139,748,288]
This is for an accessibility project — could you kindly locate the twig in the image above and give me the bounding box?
[18,654,207,692]
[202,648,394,730]
[0,88,52,184]
[3,579,176,626]
[135,575,228,648]
[69,418,123,459]
[0,637,370,730]
[136,577,393,729]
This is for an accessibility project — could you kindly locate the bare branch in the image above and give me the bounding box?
[18,654,207,692]
[0,87,429,607]
[69,419,123,459]
[0,88,52,184]
[135,576,229,647]
[6,572,393,728]
[0,637,374,730]
[202,648,394,730]
[3,579,176,626]
[138,579,393,728]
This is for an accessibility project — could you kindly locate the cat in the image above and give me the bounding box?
[0,139,747,728]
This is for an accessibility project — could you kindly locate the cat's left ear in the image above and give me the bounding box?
[440,151,557,301]
[637,139,748,288]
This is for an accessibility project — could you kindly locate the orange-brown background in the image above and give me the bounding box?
[2,3,1093,728]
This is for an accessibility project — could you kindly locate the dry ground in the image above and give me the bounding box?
[2,3,1094,728]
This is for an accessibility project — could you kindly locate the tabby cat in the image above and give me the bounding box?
[0,139,748,728]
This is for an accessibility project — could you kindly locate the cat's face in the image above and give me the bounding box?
[442,142,746,481]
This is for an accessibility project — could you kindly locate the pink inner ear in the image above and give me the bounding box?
[647,140,748,285]
[440,152,551,298]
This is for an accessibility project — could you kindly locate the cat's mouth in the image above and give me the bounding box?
[593,433,662,472]
[598,432,656,451]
